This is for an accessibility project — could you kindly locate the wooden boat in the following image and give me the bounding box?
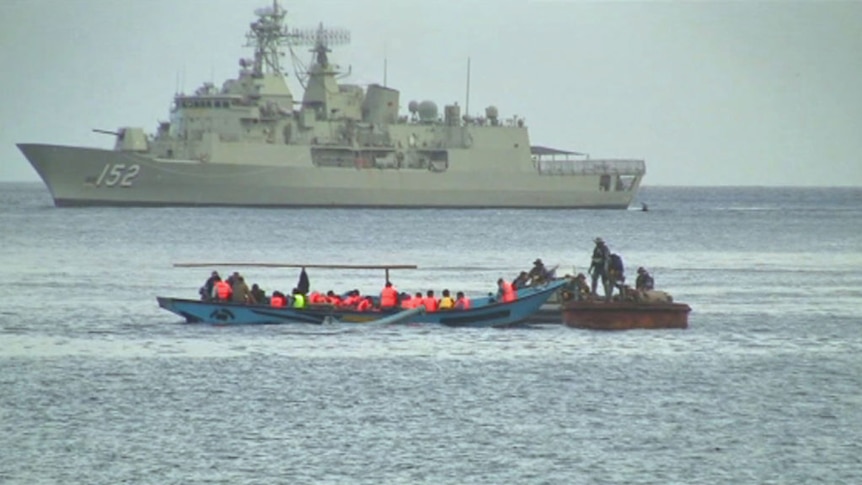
[561,300,691,330]
[157,279,567,328]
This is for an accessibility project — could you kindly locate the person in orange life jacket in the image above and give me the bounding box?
[308,291,323,304]
[215,278,232,301]
[497,278,516,303]
[454,291,471,310]
[406,292,422,309]
[356,296,374,312]
[399,292,413,309]
[438,289,455,310]
[270,291,286,307]
[380,281,398,308]
[344,290,363,307]
[325,290,341,306]
[423,290,438,312]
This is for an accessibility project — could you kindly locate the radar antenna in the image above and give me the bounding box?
[289,22,350,73]
[244,0,292,76]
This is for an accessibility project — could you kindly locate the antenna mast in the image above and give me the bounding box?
[289,23,350,68]
[245,0,291,76]
[465,57,471,118]
[384,43,388,87]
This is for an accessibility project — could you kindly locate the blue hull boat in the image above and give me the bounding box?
[156,279,566,328]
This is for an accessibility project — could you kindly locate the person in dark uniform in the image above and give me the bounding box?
[573,273,591,300]
[635,267,654,291]
[512,271,530,289]
[527,258,552,285]
[200,270,220,301]
[588,238,610,299]
[250,283,267,304]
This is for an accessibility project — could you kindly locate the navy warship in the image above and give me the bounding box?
[18,2,646,208]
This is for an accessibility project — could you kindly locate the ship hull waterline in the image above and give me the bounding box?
[19,144,641,209]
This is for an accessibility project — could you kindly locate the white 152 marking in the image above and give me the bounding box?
[95,164,141,187]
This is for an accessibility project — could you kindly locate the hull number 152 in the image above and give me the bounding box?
[95,163,141,187]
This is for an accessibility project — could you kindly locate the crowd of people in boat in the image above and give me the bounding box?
[197,269,510,313]
[196,236,660,312]
[509,239,659,303]
[557,237,658,303]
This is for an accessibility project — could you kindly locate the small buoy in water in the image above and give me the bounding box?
[641,203,649,212]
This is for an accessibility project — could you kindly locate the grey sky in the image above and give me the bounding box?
[1,0,860,186]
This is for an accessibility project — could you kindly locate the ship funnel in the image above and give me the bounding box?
[444,103,461,126]
[362,84,400,124]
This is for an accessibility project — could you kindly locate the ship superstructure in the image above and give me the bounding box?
[18,1,646,208]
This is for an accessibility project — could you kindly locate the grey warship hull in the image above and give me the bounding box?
[19,144,643,208]
[18,2,646,208]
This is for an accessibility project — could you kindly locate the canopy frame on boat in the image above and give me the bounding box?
[173,262,418,282]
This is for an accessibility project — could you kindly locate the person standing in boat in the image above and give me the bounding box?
[589,238,611,299]
[607,253,626,299]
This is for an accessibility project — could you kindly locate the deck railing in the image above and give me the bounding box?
[536,158,646,176]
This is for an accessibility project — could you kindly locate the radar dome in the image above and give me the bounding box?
[485,106,499,120]
[408,100,419,114]
[418,100,438,122]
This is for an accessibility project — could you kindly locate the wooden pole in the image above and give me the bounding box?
[173,262,417,284]
[173,263,417,270]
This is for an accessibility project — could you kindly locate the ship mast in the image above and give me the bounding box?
[245,0,291,76]
[290,22,351,72]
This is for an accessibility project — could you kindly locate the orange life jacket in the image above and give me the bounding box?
[455,297,472,310]
[270,295,285,307]
[215,280,232,300]
[356,299,372,311]
[380,286,398,308]
[501,281,516,303]
[400,296,414,309]
[423,297,438,313]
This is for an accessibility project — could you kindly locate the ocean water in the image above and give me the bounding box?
[1,182,861,484]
